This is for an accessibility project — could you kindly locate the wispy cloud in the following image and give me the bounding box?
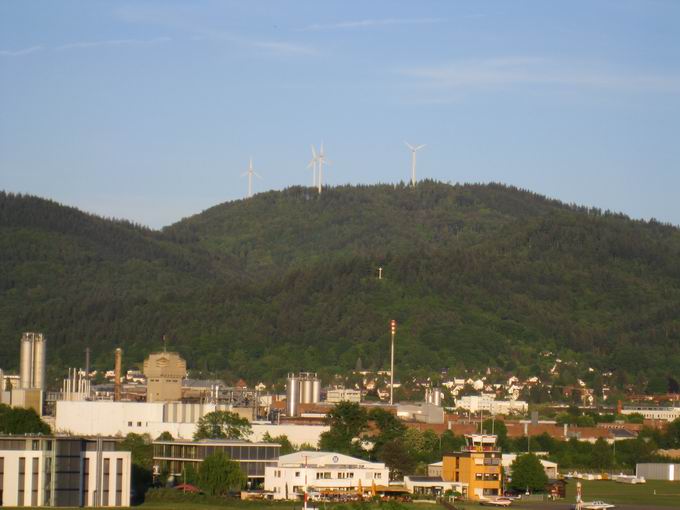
[115,4,317,58]
[303,17,444,31]
[398,57,680,93]
[55,37,171,52]
[0,45,44,57]
[0,38,171,58]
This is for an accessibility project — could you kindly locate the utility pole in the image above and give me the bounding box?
[390,320,397,405]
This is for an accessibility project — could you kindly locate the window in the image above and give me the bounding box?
[348,472,354,478]
[374,473,382,479]
[128,422,132,427]
[295,471,300,477]
[137,422,142,427]
[475,473,483,480]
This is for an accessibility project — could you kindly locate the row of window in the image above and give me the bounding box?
[273,470,382,480]
[474,473,499,481]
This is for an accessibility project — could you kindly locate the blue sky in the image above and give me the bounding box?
[2,1,680,228]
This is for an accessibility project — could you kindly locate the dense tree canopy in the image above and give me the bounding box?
[509,453,549,492]
[194,411,252,440]
[197,451,245,495]
[2,183,680,388]
[0,404,50,434]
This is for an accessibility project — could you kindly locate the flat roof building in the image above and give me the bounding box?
[264,451,389,500]
[153,439,280,487]
[0,435,130,507]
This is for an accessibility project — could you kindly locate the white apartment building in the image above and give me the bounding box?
[0,436,130,507]
[622,405,680,422]
[265,451,389,500]
[456,394,528,415]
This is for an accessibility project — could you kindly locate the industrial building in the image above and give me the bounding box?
[1,333,47,414]
[54,400,328,446]
[143,351,187,402]
[153,439,280,486]
[441,434,503,501]
[286,372,321,417]
[0,435,130,507]
[264,451,389,500]
[636,463,680,481]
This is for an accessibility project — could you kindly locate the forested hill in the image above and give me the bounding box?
[2,183,680,389]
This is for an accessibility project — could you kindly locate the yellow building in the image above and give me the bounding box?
[143,351,187,402]
[442,434,502,501]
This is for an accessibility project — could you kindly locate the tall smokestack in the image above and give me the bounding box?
[114,348,122,401]
[85,347,91,380]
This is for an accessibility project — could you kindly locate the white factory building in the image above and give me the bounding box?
[0,436,130,507]
[264,451,389,500]
[55,400,328,446]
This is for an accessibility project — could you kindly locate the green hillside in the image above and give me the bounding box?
[1,183,680,389]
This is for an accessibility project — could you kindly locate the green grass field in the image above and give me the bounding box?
[562,479,680,507]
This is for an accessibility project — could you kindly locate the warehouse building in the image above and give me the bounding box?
[636,463,680,481]
[0,435,130,507]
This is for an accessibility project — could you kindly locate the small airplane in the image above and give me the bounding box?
[572,501,616,510]
[480,497,513,507]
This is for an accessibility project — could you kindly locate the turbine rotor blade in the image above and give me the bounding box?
[405,141,415,151]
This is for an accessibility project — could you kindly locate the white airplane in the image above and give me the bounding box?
[480,497,513,507]
[574,501,616,510]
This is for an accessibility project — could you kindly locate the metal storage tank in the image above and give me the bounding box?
[20,333,33,388]
[286,374,299,416]
[432,389,442,407]
[32,334,46,390]
[311,378,321,403]
[300,377,314,404]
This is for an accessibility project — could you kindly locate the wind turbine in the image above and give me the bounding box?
[307,145,318,188]
[405,141,425,186]
[241,157,261,198]
[317,142,331,194]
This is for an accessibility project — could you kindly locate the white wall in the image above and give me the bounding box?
[56,400,328,446]
[265,464,389,499]
[0,450,45,506]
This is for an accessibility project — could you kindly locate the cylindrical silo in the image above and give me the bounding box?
[20,333,33,388]
[432,389,442,407]
[32,334,46,390]
[311,378,321,404]
[286,374,299,417]
[300,376,314,404]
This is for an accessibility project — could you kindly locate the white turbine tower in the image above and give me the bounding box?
[242,157,261,198]
[307,145,318,188]
[405,141,425,187]
[317,142,331,194]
